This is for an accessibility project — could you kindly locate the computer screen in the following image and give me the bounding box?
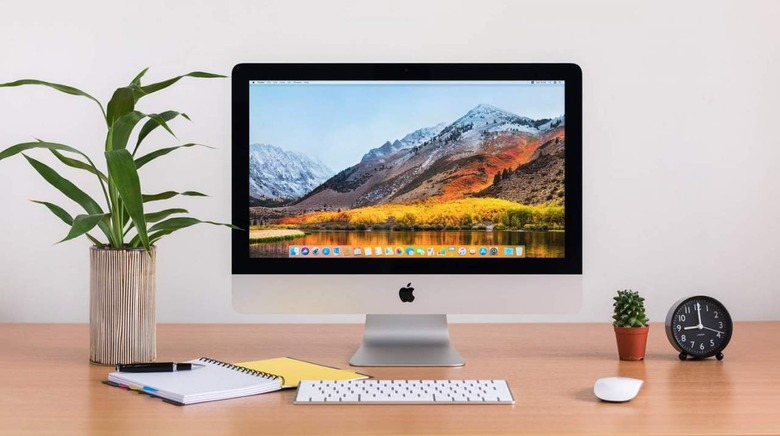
[232,64,582,366]
[247,80,566,262]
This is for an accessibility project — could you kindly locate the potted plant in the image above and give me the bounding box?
[0,69,236,365]
[613,289,650,361]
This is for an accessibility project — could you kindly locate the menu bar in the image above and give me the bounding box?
[249,80,563,86]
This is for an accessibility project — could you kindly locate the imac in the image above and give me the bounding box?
[232,64,582,366]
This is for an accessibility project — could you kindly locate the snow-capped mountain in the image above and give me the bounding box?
[294,104,564,209]
[443,103,556,139]
[361,123,447,163]
[536,114,565,131]
[249,143,334,201]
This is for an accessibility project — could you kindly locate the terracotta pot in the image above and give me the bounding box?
[90,246,157,365]
[614,325,649,361]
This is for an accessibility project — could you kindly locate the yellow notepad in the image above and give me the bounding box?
[236,357,370,389]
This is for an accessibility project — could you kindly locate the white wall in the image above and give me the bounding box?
[1,0,779,323]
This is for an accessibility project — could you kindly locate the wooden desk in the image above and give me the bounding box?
[1,323,779,435]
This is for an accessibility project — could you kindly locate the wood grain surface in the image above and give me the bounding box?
[1,323,779,435]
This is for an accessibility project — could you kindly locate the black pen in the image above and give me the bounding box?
[115,362,206,373]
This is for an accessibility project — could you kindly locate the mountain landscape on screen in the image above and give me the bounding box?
[250,104,564,209]
[249,103,567,258]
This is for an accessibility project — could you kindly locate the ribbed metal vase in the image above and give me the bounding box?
[89,246,157,365]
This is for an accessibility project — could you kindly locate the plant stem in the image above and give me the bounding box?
[109,183,123,248]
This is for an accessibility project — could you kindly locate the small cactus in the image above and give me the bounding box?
[613,289,649,328]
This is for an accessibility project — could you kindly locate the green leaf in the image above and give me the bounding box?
[135,143,212,169]
[50,150,107,181]
[106,87,136,126]
[107,110,146,151]
[142,190,208,202]
[22,155,112,241]
[130,67,150,86]
[1,141,109,210]
[148,230,176,245]
[59,213,108,243]
[145,208,188,223]
[22,154,104,215]
[31,200,73,225]
[1,141,87,163]
[105,149,149,250]
[147,113,178,137]
[31,200,105,247]
[0,79,107,122]
[133,110,188,155]
[149,217,240,233]
[125,209,188,236]
[129,216,238,246]
[130,229,169,247]
[134,71,226,101]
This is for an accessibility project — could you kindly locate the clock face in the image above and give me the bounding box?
[666,296,732,358]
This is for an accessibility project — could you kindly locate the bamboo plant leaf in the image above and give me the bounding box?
[129,216,239,247]
[58,213,109,243]
[50,150,107,181]
[106,87,136,126]
[135,143,212,169]
[106,110,146,151]
[133,71,226,101]
[146,113,178,138]
[22,154,105,217]
[146,217,196,233]
[105,149,149,250]
[1,141,89,163]
[123,208,189,236]
[31,201,105,247]
[130,229,172,247]
[1,142,108,205]
[31,200,74,225]
[145,208,189,223]
[0,79,107,123]
[148,217,239,233]
[133,110,189,155]
[146,229,175,245]
[142,190,208,202]
[22,155,113,243]
[130,67,150,86]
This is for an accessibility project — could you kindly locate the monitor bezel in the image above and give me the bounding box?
[232,63,582,275]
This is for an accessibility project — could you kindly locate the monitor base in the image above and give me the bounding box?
[349,314,465,367]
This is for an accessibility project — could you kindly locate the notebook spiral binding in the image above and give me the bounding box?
[199,357,285,384]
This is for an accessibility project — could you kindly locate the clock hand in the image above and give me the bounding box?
[702,326,725,335]
[683,325,700,330]
[696,302,702,326]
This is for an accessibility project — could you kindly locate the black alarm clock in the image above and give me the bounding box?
[665,296,732,361]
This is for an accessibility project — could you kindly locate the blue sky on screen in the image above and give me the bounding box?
[249,82,564,170]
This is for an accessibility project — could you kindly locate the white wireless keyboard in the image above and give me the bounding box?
[295,379,515,404]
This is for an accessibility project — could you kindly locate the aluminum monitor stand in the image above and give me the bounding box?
[349,314,465,367]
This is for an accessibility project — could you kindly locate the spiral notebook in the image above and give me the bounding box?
[236,357,370,388]
[106,357,284,405]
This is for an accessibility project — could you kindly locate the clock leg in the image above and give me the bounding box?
[716,352,724,361]
[678,352,688,361]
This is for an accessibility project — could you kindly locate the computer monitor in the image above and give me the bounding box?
[232,64,582,366]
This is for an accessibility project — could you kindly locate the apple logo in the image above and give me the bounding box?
[399,283,415,303]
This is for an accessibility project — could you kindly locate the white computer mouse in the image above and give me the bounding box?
[593,377,644,402]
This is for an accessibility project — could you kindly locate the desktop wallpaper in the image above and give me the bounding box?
[248,81,566,259]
